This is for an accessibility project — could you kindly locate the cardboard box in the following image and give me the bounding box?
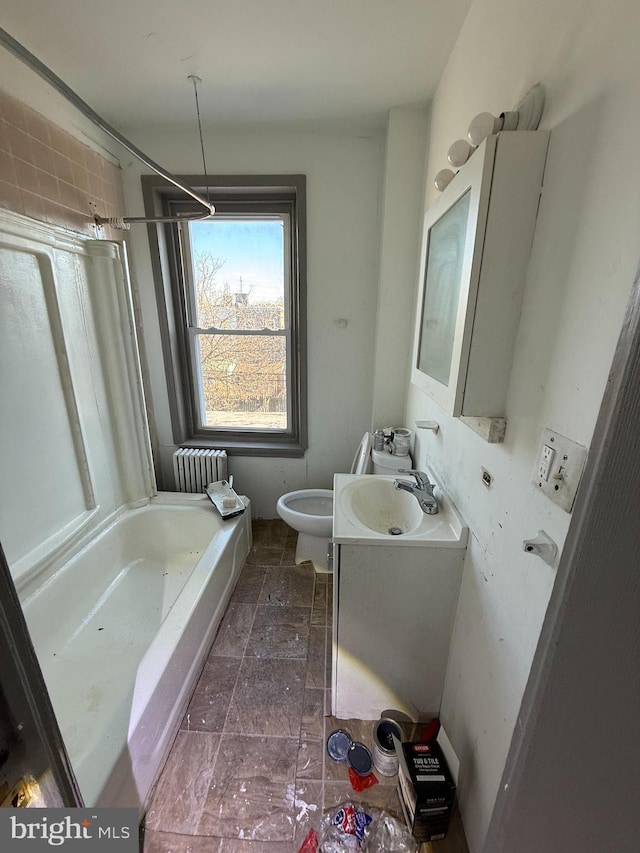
[394,737,456,843]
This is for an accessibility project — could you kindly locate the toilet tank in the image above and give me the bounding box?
[371,448,413,474]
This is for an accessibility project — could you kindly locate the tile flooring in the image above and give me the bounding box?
[142,520,468,853]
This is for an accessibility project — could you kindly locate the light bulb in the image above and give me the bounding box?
[434,168,455,192]
[467,112,503,146]
[447,139,474,168]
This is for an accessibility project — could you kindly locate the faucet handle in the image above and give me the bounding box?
[398,469,430,488]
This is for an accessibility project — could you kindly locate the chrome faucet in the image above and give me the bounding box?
[393,469,439,515]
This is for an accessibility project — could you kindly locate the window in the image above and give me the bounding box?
[143,175,307,456]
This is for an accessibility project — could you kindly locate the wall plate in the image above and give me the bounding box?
[532,429,587,512]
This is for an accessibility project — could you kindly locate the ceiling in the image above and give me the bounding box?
[1,0,472,128]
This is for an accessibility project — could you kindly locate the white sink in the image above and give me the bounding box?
[333,473,468,547]
[344,476,424,534]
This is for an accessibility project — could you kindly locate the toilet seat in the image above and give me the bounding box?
[350,432,373,474]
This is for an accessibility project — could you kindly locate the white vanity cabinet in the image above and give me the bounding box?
[331,542,465,720]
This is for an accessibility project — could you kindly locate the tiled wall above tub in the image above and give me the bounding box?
[0,88,124,239]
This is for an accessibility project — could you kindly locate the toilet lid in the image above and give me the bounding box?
[350,432,373,474]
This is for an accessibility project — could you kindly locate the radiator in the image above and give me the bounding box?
[172,448,228,493]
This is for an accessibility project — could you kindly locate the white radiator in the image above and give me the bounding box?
[172,449,228,493]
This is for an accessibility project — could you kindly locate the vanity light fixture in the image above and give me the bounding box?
[435,83,546,191]
[467,109,519,147]
[468,83,545,147]
[434,169,456,192]
[447,138,475,168]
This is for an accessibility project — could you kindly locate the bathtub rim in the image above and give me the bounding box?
[17,491,248,604]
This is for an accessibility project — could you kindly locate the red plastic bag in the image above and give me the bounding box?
[296,827,318,853]
[348,766,379,791]
[420,716,440,742]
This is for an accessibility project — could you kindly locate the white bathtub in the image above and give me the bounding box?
[21,492,251,809]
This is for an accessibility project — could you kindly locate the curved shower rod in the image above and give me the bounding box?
[0,26,216,224]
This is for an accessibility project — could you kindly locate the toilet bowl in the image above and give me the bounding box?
[276,489,334,573]
[277,432,412,572]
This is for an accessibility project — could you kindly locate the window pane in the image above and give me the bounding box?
[189,219,285,330]
[195,333,288,430]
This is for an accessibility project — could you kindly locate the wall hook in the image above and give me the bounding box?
[523,530,558,567]
[415,420,440,434]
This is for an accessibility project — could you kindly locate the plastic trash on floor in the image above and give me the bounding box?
[297,800,418,853]
[326,729,378,792]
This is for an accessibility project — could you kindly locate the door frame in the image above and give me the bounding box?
[0,543,82,807]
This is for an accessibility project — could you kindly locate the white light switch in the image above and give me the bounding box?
[532,429,588,512]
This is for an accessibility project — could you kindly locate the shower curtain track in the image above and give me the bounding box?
[0,26,216,225]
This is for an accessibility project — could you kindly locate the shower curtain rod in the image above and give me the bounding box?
[0,26,216,223]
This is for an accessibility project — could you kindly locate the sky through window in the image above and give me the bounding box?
[190,219,284,302]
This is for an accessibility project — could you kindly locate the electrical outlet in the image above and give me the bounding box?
[538,444,555,481]
[532,429,587,512]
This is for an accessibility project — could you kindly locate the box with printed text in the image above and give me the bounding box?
[394,737,456,843]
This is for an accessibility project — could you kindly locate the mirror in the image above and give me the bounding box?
[417,190,471,387]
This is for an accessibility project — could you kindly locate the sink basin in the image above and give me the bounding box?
[333,473,468,547]
[346,477,424,535]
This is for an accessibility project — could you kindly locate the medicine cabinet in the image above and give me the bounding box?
[411,131,549,439]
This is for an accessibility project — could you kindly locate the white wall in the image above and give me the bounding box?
[121,122,386,517]
[372,104,429,428]
[405,1,640,849]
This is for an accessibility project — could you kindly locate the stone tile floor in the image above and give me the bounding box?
[142,520,468,853]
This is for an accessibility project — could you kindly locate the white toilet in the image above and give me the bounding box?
[276,432,412,572]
